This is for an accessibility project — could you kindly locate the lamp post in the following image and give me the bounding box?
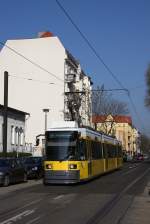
[42,108,50,133]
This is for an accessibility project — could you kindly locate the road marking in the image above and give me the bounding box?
[21,199,42,208]
[121,165,139,176]
[0,209,35,224]
[51,193,77,206]
[25,216,41,224]
[0,199,42,219]
[53,195,65,200]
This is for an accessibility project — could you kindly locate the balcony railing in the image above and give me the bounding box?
[65,74,76,83]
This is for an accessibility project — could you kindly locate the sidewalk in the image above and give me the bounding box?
[121,181,150,224]
[0,179,42,196]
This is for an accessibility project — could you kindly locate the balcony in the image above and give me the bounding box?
[128,132,132,136]
[65,74,76,83]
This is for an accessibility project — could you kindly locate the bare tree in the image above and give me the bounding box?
[140,134,150,154]
[145,64,150,108]
[92,85,129,135]
[92,85,129,115]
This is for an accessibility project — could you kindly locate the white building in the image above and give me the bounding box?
[0,32,92,147]
[0,104,29,153]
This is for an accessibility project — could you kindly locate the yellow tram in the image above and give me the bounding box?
[43,122,123,184]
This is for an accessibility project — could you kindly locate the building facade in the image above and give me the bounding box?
[0,32,92,147]
[0,104,29,153]
[64,53,92,127]
[92,115,140,155]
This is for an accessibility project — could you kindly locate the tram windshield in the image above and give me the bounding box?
[45,131,79,161]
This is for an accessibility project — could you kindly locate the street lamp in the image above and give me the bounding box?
[42,108,50,133]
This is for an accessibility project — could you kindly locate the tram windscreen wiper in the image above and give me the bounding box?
[59,153,71,162]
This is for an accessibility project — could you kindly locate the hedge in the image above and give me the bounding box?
[0,151,32,157]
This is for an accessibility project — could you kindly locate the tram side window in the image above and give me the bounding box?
[92,141,98,159]
[99,142,103,158]
[107,144,116,158]
[91,141,102,159]
[78,139,87,160]
[116,145,119,157]
[113,145,117,157]
[107,144,111,158]
[118,146,122,157]
[103,143,108,158]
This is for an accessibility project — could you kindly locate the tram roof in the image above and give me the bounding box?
[47,121,121,144]
[47,126,121,145]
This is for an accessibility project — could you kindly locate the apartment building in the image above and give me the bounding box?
[92,115,140,154]
[0,32,93,147]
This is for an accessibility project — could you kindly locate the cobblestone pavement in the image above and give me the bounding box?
[0,179,42,196]
[121,181,150,224]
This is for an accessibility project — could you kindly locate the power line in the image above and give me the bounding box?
[9,74,63,86]
[0,41,64,83]
[0,13,146,131]
[127,92,146,132]
[129,84,145,91]
[92,88,129,93]
[10,74,129,91]
[55,0,126,90]
[55,0,146,132]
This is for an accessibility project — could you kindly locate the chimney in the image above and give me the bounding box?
[38,31,54,38]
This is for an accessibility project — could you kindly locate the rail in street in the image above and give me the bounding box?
[0,162,149,224]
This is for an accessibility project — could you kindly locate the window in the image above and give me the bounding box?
[15,127,19,145]
[118,146,122,157]
[91,141,103,159]
[46,131,79,161]
[1,123,4,143]
[103,143,108,158]
[11,126,15,145]
[77,139,87,160]
[20,129,24,146]
[106,144,117,158]
[0,124,2,143]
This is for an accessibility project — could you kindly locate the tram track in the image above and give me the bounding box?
[0,162,148,224]
[86,167,150,224]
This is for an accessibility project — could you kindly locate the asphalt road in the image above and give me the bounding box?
[0,161,150,224]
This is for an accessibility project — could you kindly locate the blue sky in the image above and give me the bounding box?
[0,0,150,135]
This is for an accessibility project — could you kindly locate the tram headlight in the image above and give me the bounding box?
[69,164,77,169]
[46,164,53,169]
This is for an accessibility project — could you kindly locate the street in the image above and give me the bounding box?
[0,162,149,224]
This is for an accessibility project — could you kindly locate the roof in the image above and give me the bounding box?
[92,115,132,125]
[0,104,30,116]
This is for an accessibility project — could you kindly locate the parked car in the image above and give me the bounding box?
[0,158,27,187]
[126,154,133,162]
[137,154,144,161]
[22,157,43,179]
[143,154,149,160]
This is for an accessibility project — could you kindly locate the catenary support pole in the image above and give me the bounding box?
[3,71,8,157]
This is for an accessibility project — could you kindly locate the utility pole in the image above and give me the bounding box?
[42,108,50,133]
[3,71,8,157]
